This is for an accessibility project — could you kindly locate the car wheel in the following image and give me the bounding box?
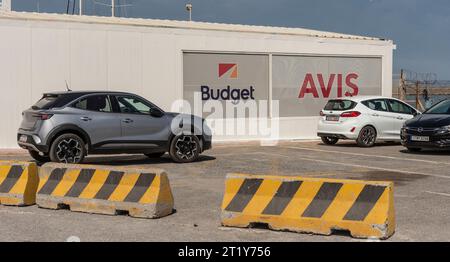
[144,152,166,158]
[321,136,339,145]
[28,150,50,163]
[169,134,200,163]
[407,147,422,152]
[49,133,86,164]
[356,126,377,147]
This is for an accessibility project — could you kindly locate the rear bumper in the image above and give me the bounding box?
[317,133,350,139]
[317,119,360,140]
[17,133,49,153]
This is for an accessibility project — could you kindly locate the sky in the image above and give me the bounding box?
[10,0,450,80]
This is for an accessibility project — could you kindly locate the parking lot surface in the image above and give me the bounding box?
[1,140,449,242]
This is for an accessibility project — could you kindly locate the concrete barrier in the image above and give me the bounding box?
[37,163,174,218]
[221,173,395,239]
[0,161,39,206]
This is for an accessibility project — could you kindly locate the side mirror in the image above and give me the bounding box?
[149,108,164,117]
[413,111,421,116]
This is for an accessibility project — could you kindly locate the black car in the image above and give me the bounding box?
[401,99,450,151]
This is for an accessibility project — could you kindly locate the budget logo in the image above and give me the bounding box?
[218,63,238,79]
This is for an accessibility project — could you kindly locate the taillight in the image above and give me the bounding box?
[340,111,361,118]
[320,111,325,116]
[33,113,53,120]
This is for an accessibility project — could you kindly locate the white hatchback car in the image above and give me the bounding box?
[317,96,420,147]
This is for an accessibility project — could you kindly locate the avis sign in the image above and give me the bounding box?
[298,73,359,98]
[273,55,382,117]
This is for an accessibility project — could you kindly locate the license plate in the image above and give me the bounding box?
[411,136,429,142]
[326,116,340,121]
[19,135,27,143]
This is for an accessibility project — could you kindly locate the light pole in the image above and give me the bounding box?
[111,0,115,17]
[79,0,83,15]
[185,3,192,21]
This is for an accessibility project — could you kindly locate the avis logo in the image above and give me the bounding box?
[218,63,238,79]
[299,73,359,98]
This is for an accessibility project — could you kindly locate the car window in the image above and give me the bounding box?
[32,93,86,110]
[73,95,112,112]
[323,100,357,111]
[362,99,389,112]
[387,99,414,115]
[424,100,450,114]
[116,95,152,114]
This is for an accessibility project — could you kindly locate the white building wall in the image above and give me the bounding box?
[0,13,395,148]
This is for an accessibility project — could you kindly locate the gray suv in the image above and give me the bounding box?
[18,91,212,164]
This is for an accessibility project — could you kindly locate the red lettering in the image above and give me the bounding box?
[345,73,359,96]
[337,74,343,97]
[317,74,335,98]
[299,73,319,98]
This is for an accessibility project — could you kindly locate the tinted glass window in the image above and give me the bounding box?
[32,95,59,110]
[73,95,112,112]
[424,100,450,114]
[362,99,389,112]
[32,93,85,110]
[324,100,357,111]
[116,96,151,114]
[387,99,414,114]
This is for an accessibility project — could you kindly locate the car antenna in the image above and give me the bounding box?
[65,80,72,92]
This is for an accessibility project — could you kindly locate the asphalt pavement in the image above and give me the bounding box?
[0,140,449,242]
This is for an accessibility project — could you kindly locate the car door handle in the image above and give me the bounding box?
[80,116,92,121]
[122,118,134,123]
[372,113,379,117]
[396,116,404,120]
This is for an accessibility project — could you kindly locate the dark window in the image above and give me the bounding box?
[32,95,59,110]
[324,100,357,111]
[362,99,389,112]
[73,95,112,112]
[424,100,450,114]
[116,95,152,114]
[387,99,415,114]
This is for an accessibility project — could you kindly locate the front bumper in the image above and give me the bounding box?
[17,133,49,153]
[400,127,450,149]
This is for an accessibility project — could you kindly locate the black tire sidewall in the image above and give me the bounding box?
[357,126,377,147]
[28,150,50,163]
[321,136,339,145]
[169,134,200,163]
[49,134,86,164]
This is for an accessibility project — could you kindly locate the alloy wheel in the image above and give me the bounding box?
[56,138,83,163]
[174,135,198,160]
[361,127,376,145]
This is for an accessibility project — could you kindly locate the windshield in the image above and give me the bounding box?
[424,100,450,114]
[324,100,357,111]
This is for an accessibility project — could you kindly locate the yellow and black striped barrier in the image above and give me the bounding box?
[221,173,395,239]
[36,163,174,218]
[0,161,39,206]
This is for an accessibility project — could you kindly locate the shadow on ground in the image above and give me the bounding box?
[82,154,216,166]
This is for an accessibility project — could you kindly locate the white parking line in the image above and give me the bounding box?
[283,146,450,165]
[424,191,450,197]
[256,151,450,180]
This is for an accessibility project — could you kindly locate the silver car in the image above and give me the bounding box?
[18,91,212,164]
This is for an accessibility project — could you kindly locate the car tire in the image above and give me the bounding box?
[407,147,422,152]
[144,152,166,158]
[49,133,86,164]
[321,136,339,145]
[169,134,200,163]
[28,150,51,163]
[356,126,377,147]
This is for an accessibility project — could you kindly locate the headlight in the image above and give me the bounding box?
[436,125,450,134]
